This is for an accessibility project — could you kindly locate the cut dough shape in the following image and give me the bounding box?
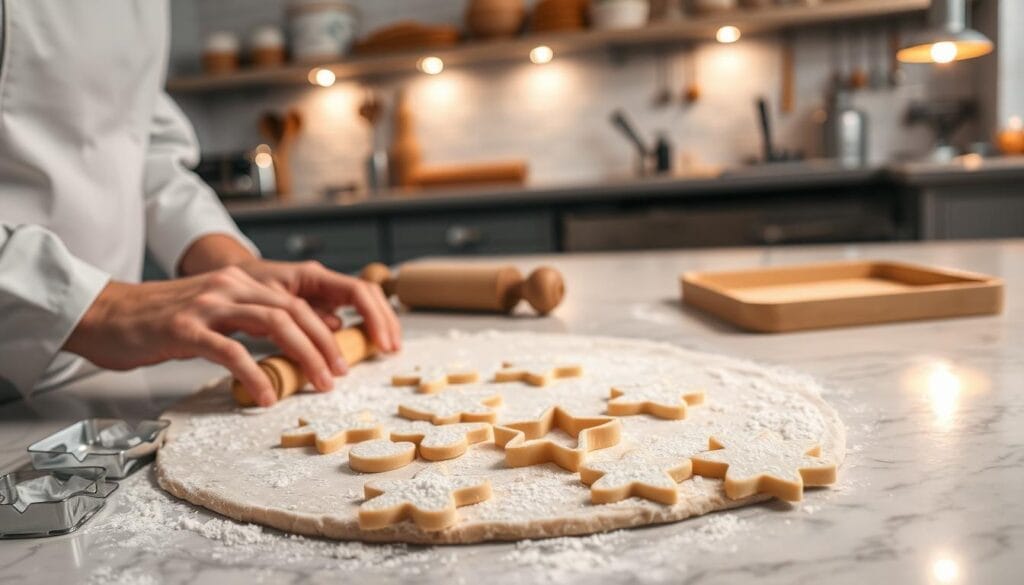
[494,360,583,386]
[398,389,503,424]
[349,439,417,473]
[607,381,706,420]
[280,413,382,454]
[578,451,693,505]
[391,365,480,394]
[691,434,837,502]
[493,406,622,472]
[359,467,492,532]
[390,421,493,461]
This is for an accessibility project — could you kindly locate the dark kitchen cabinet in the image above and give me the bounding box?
[388,210,556,263]
[239,220,383,275]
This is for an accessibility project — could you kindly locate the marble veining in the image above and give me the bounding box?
[0,239,1022,585]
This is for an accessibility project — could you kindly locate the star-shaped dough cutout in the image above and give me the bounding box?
[494,360,583,386]
[579,451,693,505]
[391,364,480,394]
[493,406,622,472]
[691,434,837,502]
[280,412,383,454]
[359,467,492,532]
[348,439,416,473]
[390,421,493,461]
[397,388,503,424]
[607,381,706,420]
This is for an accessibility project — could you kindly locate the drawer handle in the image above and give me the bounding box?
[445,225,483,250]
[284,234,325,258]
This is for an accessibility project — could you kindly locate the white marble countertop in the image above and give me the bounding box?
[1,239,1021,584]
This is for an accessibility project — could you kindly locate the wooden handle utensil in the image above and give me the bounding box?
[231,326,377,406]
[360,262,564,315]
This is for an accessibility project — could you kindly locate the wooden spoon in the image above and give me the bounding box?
[259,109,303,201]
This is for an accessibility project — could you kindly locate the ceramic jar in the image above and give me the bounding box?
[288,0,358,62]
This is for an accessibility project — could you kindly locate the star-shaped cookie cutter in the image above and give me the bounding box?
[494,406,621,472]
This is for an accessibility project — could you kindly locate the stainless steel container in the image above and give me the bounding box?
[824,90,869,168]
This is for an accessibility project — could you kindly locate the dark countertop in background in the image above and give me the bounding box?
[226,157,1024,222]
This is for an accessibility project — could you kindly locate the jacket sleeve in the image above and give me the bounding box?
[0,224,110,397]
[142,91,258,277]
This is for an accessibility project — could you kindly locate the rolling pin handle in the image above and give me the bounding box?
[231,325,377,407]
[520,266,565,315]
[360,262,396,296]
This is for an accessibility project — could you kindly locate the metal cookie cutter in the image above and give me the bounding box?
[0,467,118,538]
[28,419,170,479]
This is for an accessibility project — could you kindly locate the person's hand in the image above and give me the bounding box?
[233,258,401,354]
[64,263,400,407]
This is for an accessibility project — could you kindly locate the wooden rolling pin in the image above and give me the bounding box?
[360,262,565,315]
[231,326,377,406]
[412,161,528,188]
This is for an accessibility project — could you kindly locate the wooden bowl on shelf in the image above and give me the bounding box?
[466,0,526,39]
[689,0,738,15]
[532,0,587,33]
[354,21,460,55]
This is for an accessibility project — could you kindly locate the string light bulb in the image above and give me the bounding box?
[308,67,336,87]
[530,45,554,65]
[716,26,741,44]
[418,56,445,75]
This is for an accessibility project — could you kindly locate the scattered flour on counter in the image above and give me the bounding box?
[86,566,160,585]
[84,468,758,584]
[628,303,681,327]
[503,532,625,581]
[176,515,267,546]
[667,512,750,552]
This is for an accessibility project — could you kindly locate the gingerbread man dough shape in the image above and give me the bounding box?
[691,433,837,502]
[493,406,621,472]
[579,451,693,505]
[398,389,503,424]
[494,360,583,386]
[359,467,493,531]
[390,421,493,461]
[280,412,383,454]
[607,380,706,420]
[349,439,417,473]
[392,365,480,394]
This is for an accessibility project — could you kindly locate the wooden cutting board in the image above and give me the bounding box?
[681,260,1004,333]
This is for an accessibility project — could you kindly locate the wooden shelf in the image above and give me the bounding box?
[167,0,928,94]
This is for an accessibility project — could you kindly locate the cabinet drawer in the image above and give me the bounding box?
[564,198,893,251]
[389,210,555,262]
[240,220,382,274]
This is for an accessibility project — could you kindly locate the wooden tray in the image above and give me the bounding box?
[680,260,1004,333]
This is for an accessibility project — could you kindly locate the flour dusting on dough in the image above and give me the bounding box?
[155,331,846,544]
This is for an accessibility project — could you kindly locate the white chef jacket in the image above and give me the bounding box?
[0,0,255,399]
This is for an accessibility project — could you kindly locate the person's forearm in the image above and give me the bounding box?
[178,234,258,276]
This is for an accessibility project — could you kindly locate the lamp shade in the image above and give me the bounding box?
[897,0,993,64]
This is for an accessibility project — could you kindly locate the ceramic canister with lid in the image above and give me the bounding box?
[288,0,359,63]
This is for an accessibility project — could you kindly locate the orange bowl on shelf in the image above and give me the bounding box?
[995,129,1024,155]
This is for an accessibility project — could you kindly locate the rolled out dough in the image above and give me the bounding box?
[156,332,845,544]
